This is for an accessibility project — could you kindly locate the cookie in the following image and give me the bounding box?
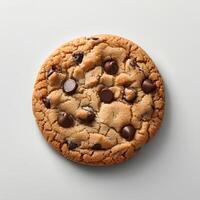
[32,34,165,166]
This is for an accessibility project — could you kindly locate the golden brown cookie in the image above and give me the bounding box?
[32,34,165,166]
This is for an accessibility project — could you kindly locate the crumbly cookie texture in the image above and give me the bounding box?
[32,34,165,166]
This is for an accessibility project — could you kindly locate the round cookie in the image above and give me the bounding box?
[32,34,165,166]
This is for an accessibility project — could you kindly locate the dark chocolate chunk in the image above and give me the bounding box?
[72,52,84,64]
[99,88,114,103]
[58,112,74,128]
[63,79,77,95]
[120,125,136,141]
[142,79,156,93]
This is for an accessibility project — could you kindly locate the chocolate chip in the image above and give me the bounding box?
[43,97,51,108]
[58,112,74,128]
[92,143,102,150]
[72,52,84,64]
[47,65,57,77]
[142,79,156,93]
[120,125,136,141]
[63,79,77,95]
[68,141,78,150]
[99,88,114,103]
[103,60,118,75]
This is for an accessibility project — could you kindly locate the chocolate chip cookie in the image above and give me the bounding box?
[32,34,165,166]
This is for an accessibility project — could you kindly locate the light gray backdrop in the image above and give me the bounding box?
[0,0,199,199]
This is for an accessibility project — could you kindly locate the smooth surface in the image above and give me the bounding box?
[0,0,199,199]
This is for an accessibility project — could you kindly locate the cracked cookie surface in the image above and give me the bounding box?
[32,34,165,166]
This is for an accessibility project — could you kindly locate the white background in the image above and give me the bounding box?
[0,0,199,199]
